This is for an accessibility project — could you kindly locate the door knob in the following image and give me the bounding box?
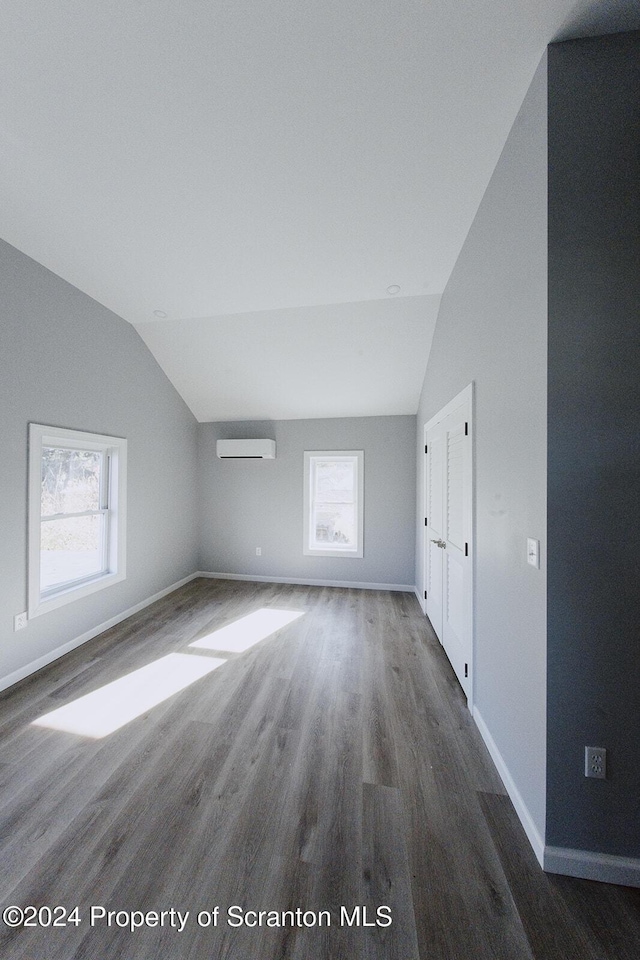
[431,538,446,548]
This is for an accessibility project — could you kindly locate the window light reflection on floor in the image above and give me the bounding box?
[31,652,225,739]
[189,607,303,654]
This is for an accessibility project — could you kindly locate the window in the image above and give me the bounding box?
[304,451,363,558]
[28,424,127,617]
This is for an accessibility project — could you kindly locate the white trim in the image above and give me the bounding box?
[1,571,412,695]
[197,571,414,592]
[303,450,364,558]
[28,423,127,618]
[0,573,198,694]
[414,585,426,610]
[543,846,640,888]
[473,706,545,867]
[422,383,475,711]
[6,564,637,890]
[472,707,639,887]
[423,383,474,433]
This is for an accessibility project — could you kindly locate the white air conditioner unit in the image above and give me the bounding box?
[216,438,276,459]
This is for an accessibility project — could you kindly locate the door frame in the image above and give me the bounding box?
[422,382,475,711]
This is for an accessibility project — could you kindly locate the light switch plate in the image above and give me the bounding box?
[527,538,540,568]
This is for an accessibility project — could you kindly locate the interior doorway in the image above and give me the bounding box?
[422,383,474,707]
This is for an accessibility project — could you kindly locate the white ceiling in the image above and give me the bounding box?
[1,1,638,421]
[136,296,441,421]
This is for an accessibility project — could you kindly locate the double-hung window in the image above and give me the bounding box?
[303,451,364,558]
[28,424,127,617]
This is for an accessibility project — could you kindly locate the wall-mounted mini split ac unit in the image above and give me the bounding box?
[216,439,276,459]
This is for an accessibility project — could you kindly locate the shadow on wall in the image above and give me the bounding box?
[554,0,640,42]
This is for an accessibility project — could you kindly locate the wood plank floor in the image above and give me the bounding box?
[0,578,638,959]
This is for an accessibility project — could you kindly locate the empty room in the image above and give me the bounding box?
[1,2,639,959]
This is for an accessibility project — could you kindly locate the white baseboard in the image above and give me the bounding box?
[0,573,199,694]
[4,573,638,889]
[544,846,640,888]
[473,706,545,867]
[473,708,640,887]
[414,585,426,612]
[0,571,415,694]
[196,571,415,592]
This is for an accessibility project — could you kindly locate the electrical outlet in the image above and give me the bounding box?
[255,547,262,556]
[585,746,607,779]
[14,612,28,631]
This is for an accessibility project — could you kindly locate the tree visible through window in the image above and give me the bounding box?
[304,451,363,558]
[28,425,127,618]
[40,446,107,591]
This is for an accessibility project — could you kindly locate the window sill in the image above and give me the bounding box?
[304,548,364,559]
[28,569,126,619]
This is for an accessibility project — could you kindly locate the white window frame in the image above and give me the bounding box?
[303,451,364,558]
[28,424,127,618]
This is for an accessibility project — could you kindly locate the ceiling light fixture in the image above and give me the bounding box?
[153,309,168,318]
[386,285,401,296]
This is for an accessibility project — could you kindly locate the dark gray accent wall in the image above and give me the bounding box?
[198,416,416,586]
[547,32,640,856]
[415,56,548,839]
[0,240,199,687]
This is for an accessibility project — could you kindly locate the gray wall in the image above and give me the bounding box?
[547,32,640,857]
[415,57,548,839]
[198,416,416,586]
[0,240,199,687]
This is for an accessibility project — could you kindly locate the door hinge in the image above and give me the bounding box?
[425,444,428,454]
[464,422,468,436]
[465,542,469,556]
[464,663,468,678]
[424,590,427,600]
[425,517,428,526]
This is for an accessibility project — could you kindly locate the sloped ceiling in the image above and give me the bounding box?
[136,296,441,421]
[1,0,638,421]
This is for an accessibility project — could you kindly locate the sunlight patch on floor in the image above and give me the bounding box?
[31,652,224,738]
[190,607,303,654]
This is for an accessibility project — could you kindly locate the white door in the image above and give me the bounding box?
[423,386,473,703]
[425,418,445,639]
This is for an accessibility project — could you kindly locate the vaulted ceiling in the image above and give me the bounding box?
[2,1,638,420]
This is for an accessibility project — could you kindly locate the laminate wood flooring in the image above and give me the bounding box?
[0,578,638,959]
